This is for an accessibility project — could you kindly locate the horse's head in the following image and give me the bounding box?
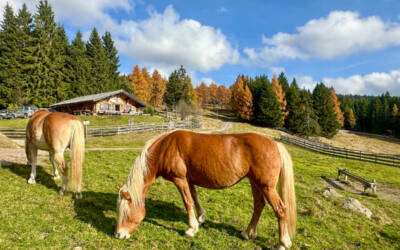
[115,187,146,239]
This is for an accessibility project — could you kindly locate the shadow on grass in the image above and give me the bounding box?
[73,191,270,248]
[1,161,58,191]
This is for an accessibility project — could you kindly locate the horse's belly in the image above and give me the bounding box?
[187,165,247,189]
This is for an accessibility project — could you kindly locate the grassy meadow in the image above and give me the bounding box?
[1,121,400,249]
[0,114,170,129]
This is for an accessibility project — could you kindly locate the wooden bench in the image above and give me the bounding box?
[337,168,377,193]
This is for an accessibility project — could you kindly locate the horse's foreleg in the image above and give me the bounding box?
[173,178,199,237]
[49,152,60,180]
[242,179,265,240]
[263,187,292,249]
[189,183,206,224]
[27,144,38,184]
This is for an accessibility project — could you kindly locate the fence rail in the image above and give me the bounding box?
[280,135,400,168]
[0,121,201,139]
[86,121,201,137]
[0,128,25,139]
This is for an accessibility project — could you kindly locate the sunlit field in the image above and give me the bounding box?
[1,128,399,249]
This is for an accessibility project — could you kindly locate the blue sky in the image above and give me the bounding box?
[2,0,400,95]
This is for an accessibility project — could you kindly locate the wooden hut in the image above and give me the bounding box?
[50,90,146,115]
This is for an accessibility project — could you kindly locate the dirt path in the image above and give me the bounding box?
[323,177,400,204]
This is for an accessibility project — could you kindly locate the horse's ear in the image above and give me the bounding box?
[121,191,131,201]
[116,185,121,191]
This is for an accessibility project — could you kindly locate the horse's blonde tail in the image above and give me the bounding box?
[277,142,296,238]
[70,121,85,192]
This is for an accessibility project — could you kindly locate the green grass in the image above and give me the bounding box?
[1,139,399,249]
[0,115,170,129]
[85,131,166,148]
[0,118,29,129]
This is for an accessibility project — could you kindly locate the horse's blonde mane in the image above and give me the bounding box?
[117,131,173,224]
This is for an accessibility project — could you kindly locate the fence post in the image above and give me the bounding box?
[83,120,90,137]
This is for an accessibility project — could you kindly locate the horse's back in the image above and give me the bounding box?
[155,130,280,189]
[26,111,83,151]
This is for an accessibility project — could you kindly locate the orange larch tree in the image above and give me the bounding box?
[128,65,149,103]
[208,82,219,105]
[230,76,253,120]
[271,74,288,121]
[149,69,166,108]
[330,89,344,127]
[141,67,153,103]
[194,82,209,105]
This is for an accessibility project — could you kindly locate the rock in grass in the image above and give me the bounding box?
[322,187,342,198]
[342,198,372,218]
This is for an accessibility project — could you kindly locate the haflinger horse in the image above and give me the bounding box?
[115,130,296,249]
[25,110,85,199]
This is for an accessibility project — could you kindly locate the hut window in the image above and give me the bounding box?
[100,103,109,110]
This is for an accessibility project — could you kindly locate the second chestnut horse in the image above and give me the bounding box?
[115,130,296,249]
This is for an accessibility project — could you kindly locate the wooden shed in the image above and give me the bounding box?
[50,89,146,115]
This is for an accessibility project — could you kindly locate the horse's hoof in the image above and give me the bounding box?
[184,228,198,237]
[53,175,60,180]
[59,190,65,196]
[277,245,286,250]
[27,178,36,184]
[241,231,250,240]
[75,193,82,199]
[198,214,206,224]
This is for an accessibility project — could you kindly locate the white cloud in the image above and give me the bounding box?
[2,2,238,73]
[0,0,132,26]
[245,11,400,66]
[294,70,400,95]
[115,5,239,72]
[323,70,400,95]
[295,75,317,91]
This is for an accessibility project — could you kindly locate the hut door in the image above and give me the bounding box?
[115,104,120,111]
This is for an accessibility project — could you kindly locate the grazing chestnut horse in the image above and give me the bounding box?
[115,130,296,249]
[25,110,85,199]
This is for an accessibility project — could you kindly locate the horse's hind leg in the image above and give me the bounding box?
[173,177,199,237]
[53,152,67,195]
[189,183,206,224]
[26,143,38,184]
[49,152,60,180]
[263,187,292,249]
[242,179,265,240]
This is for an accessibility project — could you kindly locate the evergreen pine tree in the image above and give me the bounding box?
[52,25,69,102]
[67,31,90,97]
[0,4,19,108]
[255,79,283,127]
[15,4,35,106]
[86,27,110,94]
[312,83,340,138]
[30,0,60,107]
[165,65,195,108]
[102,31,120,91]
[278,72,290,93]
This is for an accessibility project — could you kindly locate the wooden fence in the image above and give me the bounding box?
[85,121,201,137]
[280,135,400,168]
[0,128,25,139]
[0,121,201,139]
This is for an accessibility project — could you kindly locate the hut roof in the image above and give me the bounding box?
[50,89,146,108]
